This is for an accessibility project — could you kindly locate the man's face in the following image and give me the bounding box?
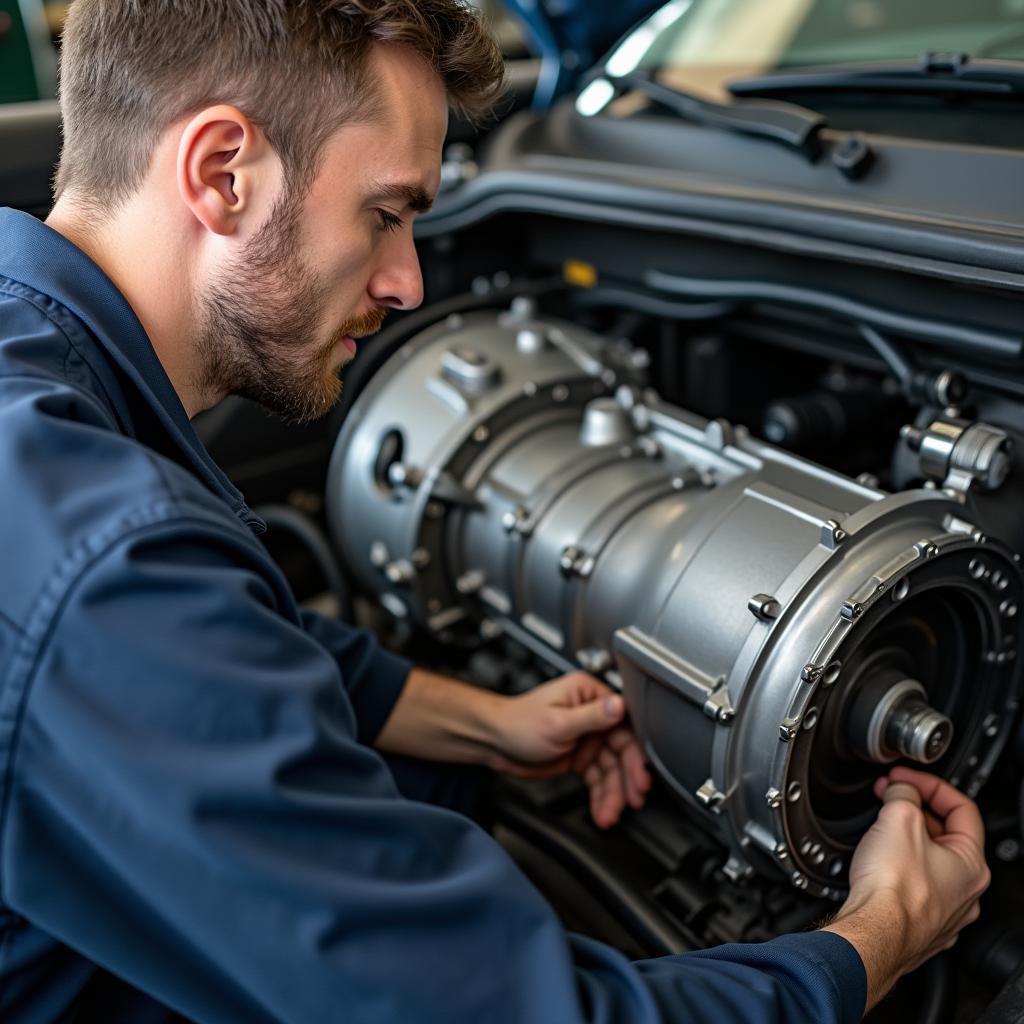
[196,44,448,423]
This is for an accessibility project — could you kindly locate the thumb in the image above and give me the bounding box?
[558,694,625,739]
[882,780,924,808]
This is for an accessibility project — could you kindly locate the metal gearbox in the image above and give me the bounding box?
[326,304,1023,898]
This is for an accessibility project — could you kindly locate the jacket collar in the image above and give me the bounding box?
[0,207,265,532]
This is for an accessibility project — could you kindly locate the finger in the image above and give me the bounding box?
[622,742,652,807]
[596,728,642,802]
[570,733,604,775]
[602,726,652,796]
[603,726,636,754]
[882,781,923,808]
[872,775,890,800]
[555,693,625,742]
[584,762,606,825]
[606,744,641,813]
[531,673,604,711]
[887,767,984,846]
[560,672,610,706]
[923,808,944,840]
[596,747,626,827]
[590,762,620,829]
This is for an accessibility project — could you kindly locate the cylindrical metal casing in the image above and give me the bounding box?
[327,308,1023,897]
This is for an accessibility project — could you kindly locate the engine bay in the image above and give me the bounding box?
[241,222,1024,1020]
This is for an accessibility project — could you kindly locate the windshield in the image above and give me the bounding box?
[589,0,1024,102]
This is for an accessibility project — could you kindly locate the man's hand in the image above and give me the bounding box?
[487,673,652,829]
[824,766,990,1011]
[375,667,651,828]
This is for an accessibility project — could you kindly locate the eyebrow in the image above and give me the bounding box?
[368,181,435,214]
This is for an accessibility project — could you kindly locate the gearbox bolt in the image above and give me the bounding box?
[748,593,781,622]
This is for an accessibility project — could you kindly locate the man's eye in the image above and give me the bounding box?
[376,210,404,234]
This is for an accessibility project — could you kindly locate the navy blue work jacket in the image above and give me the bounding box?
[0,207,867,1023]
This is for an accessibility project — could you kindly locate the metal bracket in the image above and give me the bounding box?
[614,626,735,723]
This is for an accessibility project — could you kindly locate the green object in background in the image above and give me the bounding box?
[0,0,57,104]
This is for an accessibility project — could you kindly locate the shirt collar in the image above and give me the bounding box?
[0,207,265,532]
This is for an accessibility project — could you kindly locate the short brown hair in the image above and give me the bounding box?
[54,0,503,213]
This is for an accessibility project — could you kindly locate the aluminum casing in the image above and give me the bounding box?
[327,307,1022,896]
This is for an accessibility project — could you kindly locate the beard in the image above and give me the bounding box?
[194,192,387,424]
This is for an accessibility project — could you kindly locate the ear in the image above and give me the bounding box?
[176,105,278,237]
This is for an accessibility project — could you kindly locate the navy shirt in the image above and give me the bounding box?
[0,207,867,1023]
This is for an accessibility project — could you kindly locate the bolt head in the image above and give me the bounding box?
[996,838,1020,862]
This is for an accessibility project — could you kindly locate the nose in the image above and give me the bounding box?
[368,231,424,311]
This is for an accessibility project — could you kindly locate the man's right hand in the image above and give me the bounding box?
[823,766,991,1013]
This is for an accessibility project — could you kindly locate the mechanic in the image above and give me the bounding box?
[0,1,989,1022]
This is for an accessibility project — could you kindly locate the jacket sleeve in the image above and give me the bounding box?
[0,510,866,1024]
[299,609,411,745]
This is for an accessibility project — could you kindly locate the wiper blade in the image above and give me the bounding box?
[729,53,1024,100]
[606,70,827,162]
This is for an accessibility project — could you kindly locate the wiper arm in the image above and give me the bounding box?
[729,53,1024,100]
[602,71,873,179]
[606,70,827,162]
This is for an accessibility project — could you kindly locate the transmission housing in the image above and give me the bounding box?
[327,304,1023,898]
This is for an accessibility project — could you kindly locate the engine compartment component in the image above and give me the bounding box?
[327,303,1023,899]
[901,414,1014,494]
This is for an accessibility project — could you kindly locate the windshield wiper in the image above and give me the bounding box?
[606,70,827,161]
[729,53,1024,100]
[602,70,873,179]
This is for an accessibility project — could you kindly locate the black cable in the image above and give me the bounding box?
[255,504,353,622]
[572,284,736,321]
[859,323,916,392]
[645,269,1023,360]
[496,794,693,957]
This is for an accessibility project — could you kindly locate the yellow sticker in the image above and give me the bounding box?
[563,260,598,289]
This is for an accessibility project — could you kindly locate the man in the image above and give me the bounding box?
[0,1,989,1021]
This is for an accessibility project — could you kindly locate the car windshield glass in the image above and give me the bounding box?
[589,0,1024,103]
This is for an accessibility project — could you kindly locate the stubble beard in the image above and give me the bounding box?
[195,192,387,425]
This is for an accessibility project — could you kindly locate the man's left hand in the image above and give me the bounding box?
[487,672,652,828]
